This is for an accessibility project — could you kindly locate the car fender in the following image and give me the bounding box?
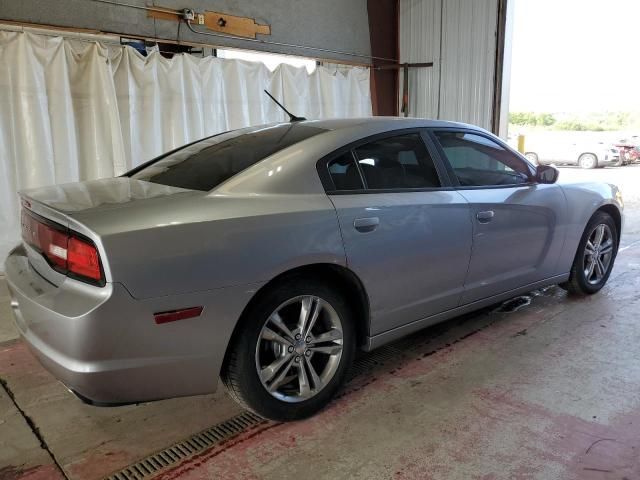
[556,182,623,273]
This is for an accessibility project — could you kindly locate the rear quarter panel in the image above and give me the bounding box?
[75,193,345,299]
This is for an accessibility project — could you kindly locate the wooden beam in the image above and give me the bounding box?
[148,6,271,40]
[202,11,270,39]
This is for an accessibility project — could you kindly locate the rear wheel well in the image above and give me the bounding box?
[222,264,370,369]
[579,152,598,161]
[596,204,622,245]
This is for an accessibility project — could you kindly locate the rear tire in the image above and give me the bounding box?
[579,153,597,169]
[222,277,356,421]
[559,211,618,295]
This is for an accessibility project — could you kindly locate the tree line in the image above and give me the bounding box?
[509,111,639,131]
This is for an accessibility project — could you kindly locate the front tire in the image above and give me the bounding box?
[560,211,618,295]
[222,277,355,421]
[579,153,597,169]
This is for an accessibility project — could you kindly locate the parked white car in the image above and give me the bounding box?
[525,142,620,169]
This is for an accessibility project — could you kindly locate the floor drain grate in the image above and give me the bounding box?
[105,346,409,479]
[348,344,405,379]
[104,411,264,480]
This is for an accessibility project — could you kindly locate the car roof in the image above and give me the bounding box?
[210,117,489,196]
[291,117,478,132]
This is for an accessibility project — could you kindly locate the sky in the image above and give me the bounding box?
[509,0,640,113]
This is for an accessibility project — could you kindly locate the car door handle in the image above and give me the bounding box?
[476,210,495,223]
[354,217,379,233]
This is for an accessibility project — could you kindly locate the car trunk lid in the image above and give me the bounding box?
[19,177,197,285]
[20,177,195,215]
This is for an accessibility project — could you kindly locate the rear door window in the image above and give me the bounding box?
[131,124,326,191]
[327,152,364,191]
[352,134,441,190]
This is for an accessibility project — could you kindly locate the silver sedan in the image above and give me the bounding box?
[5,118,623,421]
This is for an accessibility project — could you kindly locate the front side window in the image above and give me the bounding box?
[130,124,326,191]
[353,134,441,190]
[433,131,532,187]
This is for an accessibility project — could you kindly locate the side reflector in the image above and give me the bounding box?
[154,306,203,325]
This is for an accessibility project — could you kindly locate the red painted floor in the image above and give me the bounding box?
[150,267,640,479]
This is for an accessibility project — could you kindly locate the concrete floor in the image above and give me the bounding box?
[1,165,640,480]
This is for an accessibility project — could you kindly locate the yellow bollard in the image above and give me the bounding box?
[517,134,526,154]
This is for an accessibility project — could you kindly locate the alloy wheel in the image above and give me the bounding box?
[255,295,344,403]
[583,223,614,285]
[580,154,596,169]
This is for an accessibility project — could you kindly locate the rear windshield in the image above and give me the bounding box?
[130,123,326,191]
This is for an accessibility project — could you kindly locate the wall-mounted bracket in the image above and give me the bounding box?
[375,62,434,117]
[148,7,271,40]
[202,11,270,39]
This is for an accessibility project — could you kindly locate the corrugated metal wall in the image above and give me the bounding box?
[399,0,442,118]
[399,0,499,130]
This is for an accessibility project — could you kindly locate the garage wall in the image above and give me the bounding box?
[0,0,372,63]
[399,0,441,119]
[399,0,500,131]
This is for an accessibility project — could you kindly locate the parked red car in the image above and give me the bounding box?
[615,143,640,165]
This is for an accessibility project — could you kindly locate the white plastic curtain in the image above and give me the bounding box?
[0,31,371,267]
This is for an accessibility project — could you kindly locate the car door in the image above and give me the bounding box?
[321,130,473,335]
[533,137,571,165]
[430,129,567,305]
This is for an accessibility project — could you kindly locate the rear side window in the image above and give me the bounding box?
[433,131,531,187]
[353,134,441,190]
[131,124,326,191]
[327,152,364,191]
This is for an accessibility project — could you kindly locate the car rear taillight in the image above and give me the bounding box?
[21,209,104,285]
[67,237,102,281]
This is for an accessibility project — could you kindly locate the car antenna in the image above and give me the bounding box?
[263,90,306,122]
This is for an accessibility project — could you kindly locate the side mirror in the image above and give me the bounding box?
[535,164,559,184]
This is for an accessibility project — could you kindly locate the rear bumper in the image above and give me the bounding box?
[5,245,261,404]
